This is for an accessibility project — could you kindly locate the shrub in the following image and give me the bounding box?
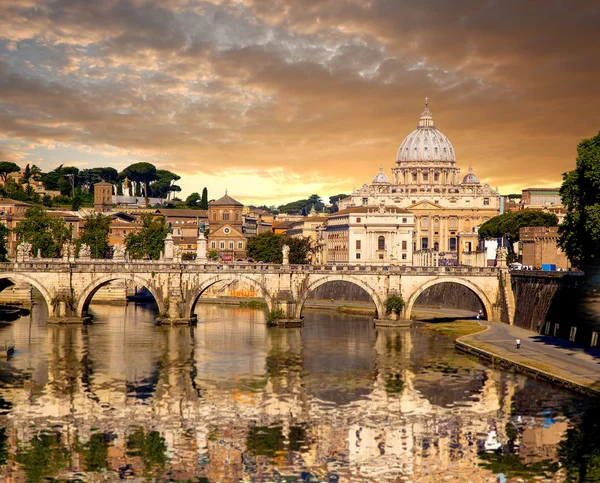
[267,308,285,324]
[385,295,404,315]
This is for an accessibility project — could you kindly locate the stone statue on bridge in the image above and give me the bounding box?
[113,244,126,260]
[16,242,32,262]
[282,244,290,265]
[79,243,91,260]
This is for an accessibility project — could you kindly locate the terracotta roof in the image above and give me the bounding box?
[0,198,32,207]
[155,208,208,218]
[210,193,243,207]
[331,206,411,216]
[273,221,295,229]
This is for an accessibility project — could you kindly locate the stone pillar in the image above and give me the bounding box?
[196,232,207,262]
[496,247,508,268]
[164,233,174,260]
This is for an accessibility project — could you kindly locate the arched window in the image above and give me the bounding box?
[212,212,216,221]
[434,242,439,251]
[223,211,230,221]
[421,217,429,228]
[235,211,240,221]
[378,236,385,250]
[229,241,234,249]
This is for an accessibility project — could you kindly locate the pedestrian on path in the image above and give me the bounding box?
[516,338,521,349]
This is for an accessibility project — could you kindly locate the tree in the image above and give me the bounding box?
[247,232,313,264]
[149,170,181,199]
[200,187,208,210]
[120,163,157,200]
[79,213,111,258]
[0,161,21,183]
[478,210,558,244]
[13,206,72,257]
[0,224,9,261]
[185,192,201,207]
[124,213,169,260]
[329,193,348,213]
[558,131,600,267]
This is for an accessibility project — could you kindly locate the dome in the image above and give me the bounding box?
[372,165,390,184]
[462,166,480,184]
[396,99,456,163]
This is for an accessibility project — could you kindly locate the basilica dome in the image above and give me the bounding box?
[462,166,480,184]
[396,100,455,163]
[372,165,390,184]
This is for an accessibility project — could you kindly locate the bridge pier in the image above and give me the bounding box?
[269,291,303,328]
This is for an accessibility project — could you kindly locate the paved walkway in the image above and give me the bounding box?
[461,321,600,394]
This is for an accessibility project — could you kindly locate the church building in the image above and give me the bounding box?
[338,99,501,264]
[207,193,246,262]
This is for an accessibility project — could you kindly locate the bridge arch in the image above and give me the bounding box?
[185,274,273,319]
[295,275,384,319]
[0,273,54,315]
[76,275,165,317]
[404,277,494,321]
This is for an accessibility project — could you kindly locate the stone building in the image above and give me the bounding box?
[339,99,501,264]
[322,205,414,265]
[520,226,570,269]
[93,181,113,212]
[207,193,246,261]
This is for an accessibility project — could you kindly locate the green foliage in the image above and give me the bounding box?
[277,194,324,214]
[267,308,285,323]
[385,295,404,315]
[0,427,8,465]
[558,131,600,267]
[0,161,21,182]
[478,210,558,243]
[200,187,208,209]
[0,224,9,261]
[207,249,219,261]
[181,251,195,260]
[82,433,110,472]
[126,428,167,472]
[41,165,79,196]
[79,212,112,258]
[149,169,181,198]
[328,193,348,213]
[13,206,72,257]
[185,192,201,206]
[247,232,313,264]
[15,432,71,483]
[246,426,285,457]
[124,213,169,260]
[559,403,600,482]
[385,374,405,394]
[120,162,157,199]
[477,452,559,479]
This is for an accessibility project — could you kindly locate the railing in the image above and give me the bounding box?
[0,259,502,275]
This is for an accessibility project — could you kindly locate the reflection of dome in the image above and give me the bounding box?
[372,165,390,184]
[462,166,480,184]
[396,99,456,163]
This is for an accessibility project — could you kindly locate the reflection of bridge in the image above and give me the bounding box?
[0,260,512,324]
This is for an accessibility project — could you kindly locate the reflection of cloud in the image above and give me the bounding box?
[0,0,599,203]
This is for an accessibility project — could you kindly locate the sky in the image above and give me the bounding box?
[1,0,599,206]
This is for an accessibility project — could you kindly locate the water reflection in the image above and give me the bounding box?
[0,302,595,481]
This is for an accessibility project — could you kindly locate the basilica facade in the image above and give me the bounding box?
[338,100,501,261]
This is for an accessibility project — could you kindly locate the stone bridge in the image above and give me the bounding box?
[0,260,513,325]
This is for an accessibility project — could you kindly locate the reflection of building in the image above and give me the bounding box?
[520,226,570,269]
[339,100,501,264]
[208,193,246,261]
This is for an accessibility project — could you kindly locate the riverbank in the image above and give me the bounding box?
[456,322,600,397]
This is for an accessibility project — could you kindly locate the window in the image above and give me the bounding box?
[223,227,231,234]
[401,240,407,250]
[356,253,361,259]
[423,173,428,182]
[449,237,457,251]
[378,236,385,250]
[219,241,225,249]
[401,253,407,260]
[484,198,490,205]
[211,241,216,249]
[412,173,417,182]
[434,218,439,228]
[449,218,457,229]
[402,217,407,223]
[229,241,234,250]
[356,240,361,249]
[379,253,384,259]
[238,241,243,249]
[421,217,428,228]
[421,238,428,250]
[362,198,368,205]
[236,212,240,221]
[434,172,439,182]
[212,212,216,221]
[223,211,230,221]
[356,217,361,223]
[465,200,470,206]
[434,242,439,251]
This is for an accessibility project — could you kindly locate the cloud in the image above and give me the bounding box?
[0,0,598,204]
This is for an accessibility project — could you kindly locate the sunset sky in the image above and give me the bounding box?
[1,0,599,206]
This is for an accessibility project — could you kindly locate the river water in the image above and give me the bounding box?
[0,302,596,482]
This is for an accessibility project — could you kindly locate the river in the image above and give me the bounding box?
[0,301,596,482]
